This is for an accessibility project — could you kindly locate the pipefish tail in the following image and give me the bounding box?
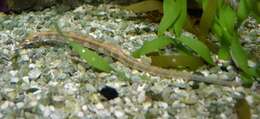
[19,31,242,87]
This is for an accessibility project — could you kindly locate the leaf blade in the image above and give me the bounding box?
[178,35,214,64]
[230,39,256,77]
[158,0,180,35]
[173,0,187,36]
[132,36,173,58]
[69,41,112,72]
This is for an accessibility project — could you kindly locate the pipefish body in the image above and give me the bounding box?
[18,31,242,87]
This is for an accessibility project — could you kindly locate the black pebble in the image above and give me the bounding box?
[26,88,39,94]
[220,65,228,72]
[99,86,118,100]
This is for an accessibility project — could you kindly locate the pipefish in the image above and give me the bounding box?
[18,31,242,87]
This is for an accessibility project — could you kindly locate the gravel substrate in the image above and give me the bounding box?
[0,4,259,119]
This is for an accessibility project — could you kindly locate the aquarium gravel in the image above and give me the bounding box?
[0,4,259,119]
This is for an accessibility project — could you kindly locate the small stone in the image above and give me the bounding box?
[123,97,132,106]
[21,54,29,61]
[16,102,24,109]
[99,86,118,100]
[28,63,36,69]
[226,66,233,71]
[29,101,38,107]
[107,75,117,80]
[85,84,96,93]
[137,84,146,92]
[1,101,10,109]
[64,82,78,95]
[201,70,209,77]
[48,81,58,86]
[28,68,41,80]
[114,110,125,118]
[158,102,168,109]
[143,101,152,111]
[131,75,141,81]
[52,96,65,103]
[220,113,227,119]
[22,76,30,84]
[245,96,253,105]
[95,103,104,110]
[6,91,16,101]
[77,111,84,118]
[10,77,19,84]
[82,105,88,111]
[9,70,18,76]
[219,74,229,80]
[248,60,256,67]
[26,87,40,94]
[226,97,233,102]
[137,91,146,103]
[133,113,146,119]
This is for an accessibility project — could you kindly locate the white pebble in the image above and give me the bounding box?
[1,101,10,109]
[64,83,78,95]
[9,70,18,76]
[114,110,125,118]
[29,63,36,68]
[220,113,227,119]
[21,54,29,61]
[77,111,84,117]
[245,96,253,105]
[137,91,146,103]
[96,103,104,110]
[158,102,168,109]
[22,76,30,84]
[16,102,24,109]
[10,77,19,83]
[82,105,88,111]
[143,102,152,111]
[137,84,146,92]
[201,70,209,76]
[28,68,41,80]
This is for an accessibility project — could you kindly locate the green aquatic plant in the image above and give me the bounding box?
[130,0,259,86]
[211,2,257,86]
[237,0,260,22]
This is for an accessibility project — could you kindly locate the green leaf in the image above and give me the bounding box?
[69,41,112,72]
[199,0,217,35]
[132,36,173,58]
[235,98,252,118]
[230,39,248,71]
[173,0,187,36]
[218,6,237,35]
[151,53,205,70]
[216,0,224,11]
[240,72,254,87]
[218,47,230,60]
[256,63,260,80]
[237,0,250,21]
[230,39,256,76]
[158,0,180,35]
[178,35,214,64]
[212,21,223,38]
[124,0,163,13]
[213,5,237,44]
